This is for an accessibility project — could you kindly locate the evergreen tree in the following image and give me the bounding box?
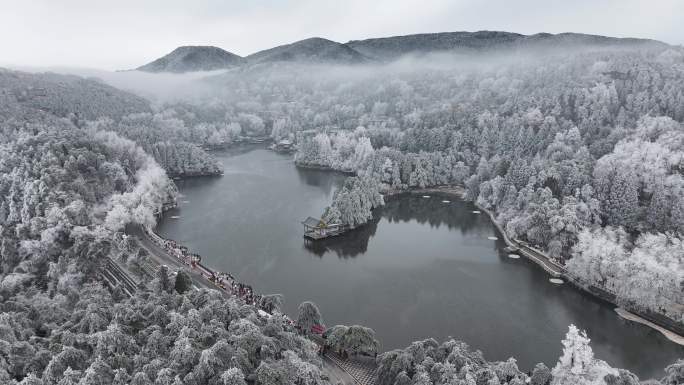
[156,265,173,294]
[174,271,193,294]
[606,169,639,229]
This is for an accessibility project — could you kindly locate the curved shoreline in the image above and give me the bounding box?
[615,308,684,346]
[475,201,684,343]
[474,203,563,277]
[382,185,684,342]
[163,155,684,351]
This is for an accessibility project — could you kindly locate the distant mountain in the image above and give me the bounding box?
[246,38,367,65]
[521,32,666,49]
[137,46,243,73]
[346,31,667,61]
[137,32,669,72]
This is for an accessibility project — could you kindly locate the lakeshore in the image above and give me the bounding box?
[382,183,684,342]
[294,161,357,175]
[155,148,684,377]
[224,152,684,349]
[616,308,684,346]
[472,195,684,343]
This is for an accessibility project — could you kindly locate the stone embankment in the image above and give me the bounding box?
[473,198,684,342]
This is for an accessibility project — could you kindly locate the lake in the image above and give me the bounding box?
[157,146,683,379]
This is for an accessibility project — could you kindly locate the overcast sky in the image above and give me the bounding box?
[2,0,682,70]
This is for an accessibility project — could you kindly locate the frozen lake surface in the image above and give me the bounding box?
[157,146,683,378]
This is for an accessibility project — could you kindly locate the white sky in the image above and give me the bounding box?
[1,0,682,70]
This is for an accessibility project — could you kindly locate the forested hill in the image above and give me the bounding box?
[241,44,684,330]
[0,69,223,177]
[346,31,667,61]
[0,67,335,385]
[136,31,670,72]
[0,68,151,121]
[137,45,244,73]
[245,37,368,65]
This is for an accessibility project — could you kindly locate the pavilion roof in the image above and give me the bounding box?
[302,216,324,228]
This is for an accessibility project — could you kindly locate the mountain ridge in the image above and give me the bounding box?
[136,31,670,73]
[346,30,667,60]
[245,37,368,65]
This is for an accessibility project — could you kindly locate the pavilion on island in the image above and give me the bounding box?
[301,217,346,240]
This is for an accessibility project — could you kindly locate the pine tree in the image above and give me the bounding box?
[606,169,639,229]
[551,325,617,385]
[646,180,670,232]
[554,325,594,376]
[156,265,173,294]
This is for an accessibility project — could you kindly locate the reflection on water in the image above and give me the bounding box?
[304,216,379,258]
[384,194,490,235]
[295,167,344,197]
[158,147,684,379]
[303,197,491,258]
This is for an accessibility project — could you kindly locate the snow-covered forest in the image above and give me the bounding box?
[1,39,683,384]
[0,71,333,385]
[322,176,385,228]
[377,325,684,385]
[207,47,684,323]
[0,70,226,178]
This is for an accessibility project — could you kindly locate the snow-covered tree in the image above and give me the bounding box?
[551,325,617,385]
[296,301,323,334]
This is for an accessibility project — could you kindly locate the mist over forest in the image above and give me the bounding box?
[1,29,683,385]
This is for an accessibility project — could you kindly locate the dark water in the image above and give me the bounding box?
[157,146,683,379]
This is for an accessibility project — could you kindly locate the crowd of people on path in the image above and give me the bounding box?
[148,224,375,362]
[209,272,260,307]
[145,225,377,360]
[142,226,390,362]
[143,227,296,324]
